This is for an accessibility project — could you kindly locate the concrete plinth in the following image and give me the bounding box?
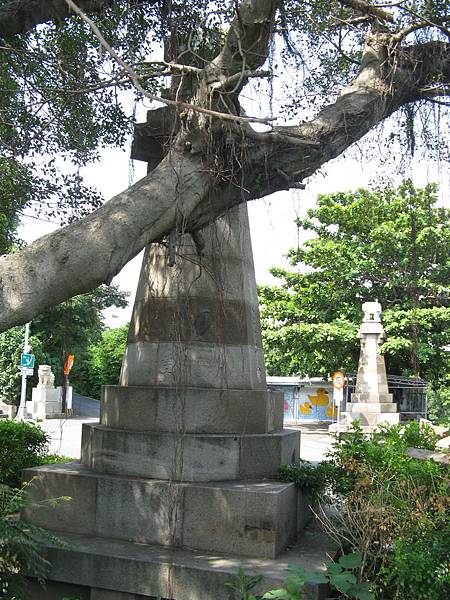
[81,424,299,482]
[101,385,283,434]
[27,524,333,600]
[27,384,73,419]
[23,205,307,599]
[24,462,307,559]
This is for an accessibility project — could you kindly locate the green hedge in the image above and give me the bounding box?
[0,420,50,488]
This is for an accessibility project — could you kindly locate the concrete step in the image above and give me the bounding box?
[28,523,334,600]
[101,385,283,434]
[23,462,312,559]
[81,424,300,482]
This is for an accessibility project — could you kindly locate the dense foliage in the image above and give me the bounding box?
[0,483,68,600]
[281,422,450,600]
[0,285,128,404]
[0,0,448,228]
[259,182,450,388]
[83,323,128,398]
[0,420,51,488]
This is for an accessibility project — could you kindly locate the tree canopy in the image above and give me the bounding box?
[259,181,450,386]
[0,284,127,404]
[0,0,448,330]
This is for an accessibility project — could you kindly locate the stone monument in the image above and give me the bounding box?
[22,205,329,600]
[342,301,400,429]
[26,365,72,419]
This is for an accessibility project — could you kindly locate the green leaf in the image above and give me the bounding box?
[329,572,356,593]
[338,552,363,569]
[262,589,289,599]
[303,572,328,584]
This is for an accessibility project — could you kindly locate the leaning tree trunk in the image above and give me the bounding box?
[0,0,448,332]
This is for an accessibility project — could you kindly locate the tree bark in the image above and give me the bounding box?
[0,0,448,332]
[0,0,118,37]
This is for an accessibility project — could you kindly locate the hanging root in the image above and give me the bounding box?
[191,230,206,258]
[168,230,177,267]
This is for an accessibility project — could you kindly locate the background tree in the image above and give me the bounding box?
[0,0,447,330]
[0,327,44,406]
[31,284,128,393]
[0,285,128,404]
[259,181,450,390]
[84,323,128,398]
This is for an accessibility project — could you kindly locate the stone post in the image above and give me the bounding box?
[343,301,400,428]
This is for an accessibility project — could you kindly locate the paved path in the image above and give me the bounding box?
[39,417,333,462]
[40,417,98,458]
[295,422,334,462]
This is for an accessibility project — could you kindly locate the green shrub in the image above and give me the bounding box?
[0,420,50,488]
[224,554,374,599]
[427,385,450,426]
[0,483,68,600]
[279,422,449,599]
[279,459,331,501]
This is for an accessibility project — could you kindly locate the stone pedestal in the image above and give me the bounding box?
[26,365,72,419]
[23,206,329,599]
[342,301,400,428]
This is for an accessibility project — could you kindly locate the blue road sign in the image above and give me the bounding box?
[20,353,35,368]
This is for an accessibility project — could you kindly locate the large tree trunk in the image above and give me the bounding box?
[0,0,448,332]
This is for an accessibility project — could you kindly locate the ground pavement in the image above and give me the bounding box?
[39,414,333,462]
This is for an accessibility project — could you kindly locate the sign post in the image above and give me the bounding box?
[332,370,345,435]
[16,323,34,420]
[62,355,75,413]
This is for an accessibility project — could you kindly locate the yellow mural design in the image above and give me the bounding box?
[326,404,338,419]
[299,401,312,415]
[308,387,329,406]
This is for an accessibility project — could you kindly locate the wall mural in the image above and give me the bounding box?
[275,383,337,422]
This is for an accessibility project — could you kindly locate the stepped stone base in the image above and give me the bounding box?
[342,410,400,427]
[346,402,398,413]
[101,385,283,434]
[23,463,308,559]
[81,424,300,482]
[26,524,333,600]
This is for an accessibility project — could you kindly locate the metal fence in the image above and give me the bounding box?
[268,374,429,423]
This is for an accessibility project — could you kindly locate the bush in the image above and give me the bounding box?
[0,483,69,599]
[0,420,50,488]
[280,422,449,599]
[427,385,450,426]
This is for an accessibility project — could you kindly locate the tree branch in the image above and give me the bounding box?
[0,0,113,38]
[64,0,274,125]
[339,0,395,24]
[208,0,279,89]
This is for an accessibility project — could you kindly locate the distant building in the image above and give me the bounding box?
[267,375,428,424]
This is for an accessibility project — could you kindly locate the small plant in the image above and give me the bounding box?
[224,568,263,599]
[278,459,330,501]
[0,482,70,599]
[224,555,374,600]
[261,553,374,600]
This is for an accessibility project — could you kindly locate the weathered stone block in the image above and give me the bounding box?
[22,463,96,534]
[33,528,332,600]
[24,463,300,558]
[121,342,266,390]
[101,385,283,434]
[81,424,300,482]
